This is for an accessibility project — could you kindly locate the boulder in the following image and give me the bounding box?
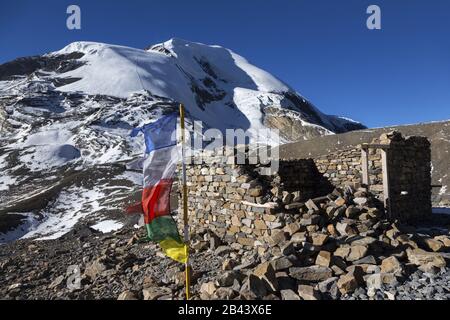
[317,277,339,293]
[246,274,267,298]
[423,238,444,252]
[117,290,137,300]
[407,248,446,271]
[298,284,321,300]
[311,233,329,246]
[305,199,320,212]
[434,235,450,247]
[253,262,278,292]
[271,256,294,271]
[380,256,403,274]
[315,251,332,267]
[84,259,107,279]
[267,230,286,247]
[143,287,172,300]
[345,206,360,219]
[289,265,333,282]
[280,289,300,300]
[336,222,354,236]
[337,273,358,295]
[291,232,307,243]
[347,245,368,262]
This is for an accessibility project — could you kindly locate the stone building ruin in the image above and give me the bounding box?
[178,132,432,248]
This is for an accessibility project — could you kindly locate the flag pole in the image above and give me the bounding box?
[179,103,191,300]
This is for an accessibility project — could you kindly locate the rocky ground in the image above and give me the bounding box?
[1,186,450,300]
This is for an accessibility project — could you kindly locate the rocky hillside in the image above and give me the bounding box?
[280,121,450,207]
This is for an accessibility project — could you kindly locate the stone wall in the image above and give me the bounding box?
[179,154,332,247]
[380,132,432,221]
[313,148,384,198]
[177,132,432,247]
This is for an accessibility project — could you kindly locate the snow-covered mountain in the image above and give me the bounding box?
[1,38,364,140]
[0,38,365,242]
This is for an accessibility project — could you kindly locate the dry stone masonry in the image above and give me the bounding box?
[170,132,447,300]
[180,132,432,241]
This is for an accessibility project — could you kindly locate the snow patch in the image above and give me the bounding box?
[90,220,123,233]
[0,175,17,192]
[22,186,107,240]
[20,144,81,171]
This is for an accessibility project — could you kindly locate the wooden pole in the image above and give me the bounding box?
[179,103,191,300]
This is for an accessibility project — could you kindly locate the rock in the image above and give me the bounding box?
[327,224,338,236]
[200,282,217,297]
[284,223,301,235]
[276,271,296,291]
[350,236,377,246]
[246,274,267,298]
[143,287,172,300]
[423,238,444,252]
[254,220,268,230]
[353,255,377,265]
[289,265,333,282]
[434,235,450,247]
[316,251,332,267]
[143,275,156,288]
[337,273,358,295]
[48,275,65,289]
[222,258,237,271]
[318,277,339,293]
[384,291,396,300]
[280,289,300,300]
[305,199,320,212]
[385,227,400,241]
[334,246,351,259]
[346,265,365,285]
[380,273,398,286]
[311,233,329,246]
[271,256,294,271]
[84,259,107,279]
[407,249,446,271]
[216,245,233,256]
[267,230,286,247]
[282,192,294,204]
[291,232,307,243]
[217,271,240,287]
[231,215,242,227]
[354,190,367,198]
[281,241,295,256]
[210,235,222,250]
[345,206,360,219]
[334,197,346,207]
[192,240,209,251]
[249,187,262,197]
[380,256,403,274]
[347,245,368,262]
[117,290,137,300]
[253,262,278,292]
[300,215,321,226]
[215,287,237,299]
[237,237,255,247]
[353,197,368,206]
[285,202,305,210]
[298,284,321,300]
[365,273,383,295]
[336,222,353,236]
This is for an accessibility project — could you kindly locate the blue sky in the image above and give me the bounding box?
[1,0,449,128]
